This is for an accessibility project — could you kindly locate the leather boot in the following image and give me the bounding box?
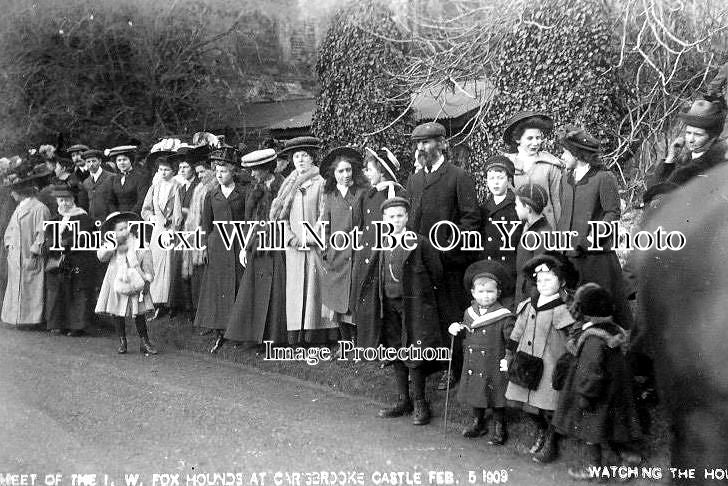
[529,426,547,454]
[412,399,431,425]
[377,395,413,418]
[462,417,487,438]
[115,318,127,354]
[135,316,158,355]
[533,428,559,463]
[488,420,507,445]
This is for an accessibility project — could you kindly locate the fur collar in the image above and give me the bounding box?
[576,319,628,354]
[269,166,321,221]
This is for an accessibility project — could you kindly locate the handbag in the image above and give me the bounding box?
[508,314,553,390]
[113,249,146,296]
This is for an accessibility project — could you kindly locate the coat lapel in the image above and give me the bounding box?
[424,163,447,189]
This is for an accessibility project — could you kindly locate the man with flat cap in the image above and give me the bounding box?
[406,121,482,390]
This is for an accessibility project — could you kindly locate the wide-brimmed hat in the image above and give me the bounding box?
[464,259,515,298]
[67,144,89,154]
[82,149,104,160]
[365,147,401,182]
[320,146,363,177]
[677,99,726,134]
[50,184,74,198]
[522,253,579,290]
[241,148,277,170]
[6,163,53,189]
[106,145,138,159]
[557,125,601,154]
[100,211,140,234]
[503,111,554,146]
[280,136,322,156]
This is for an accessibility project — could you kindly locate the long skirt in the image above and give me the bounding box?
[45,271,91,330]
[149,222,173,305]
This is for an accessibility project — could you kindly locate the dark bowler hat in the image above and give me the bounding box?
[101,211,140,235]
[280,136,322,154]
[50,184,74,198]
[380,196,410,213]
[67,144,89,154]
[411,122,446,141]
[365,147,401,182]
[210,145,239,167]
[522,252,579,290]
[677,99,726,133]
[558,126,601,154]
[484,154,515,178]
[573,282,613,318]
[241,148,277,169]
[82,149,104,160]
[320,146,363,176]
[515,183,548,214]
[106,145,138,159]
[502,111,554,146]
[464,259,515,297]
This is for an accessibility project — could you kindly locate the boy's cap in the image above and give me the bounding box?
[380,196,410,213]
[464,260,514,298]
[484,155,515,178]
[515,183,548,214]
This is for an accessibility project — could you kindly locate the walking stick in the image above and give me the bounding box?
[443,332,455,434]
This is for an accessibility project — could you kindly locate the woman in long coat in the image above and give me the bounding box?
[2,169,51,326]
[319,147,369,347]
[224,149,286,347]
[44,185,96,335]
[352,147,406,348]
[502,111,563,228]
[0,184,17,307]
[194,147,246,352]
[141,156,182,313]
[270,137,338,345]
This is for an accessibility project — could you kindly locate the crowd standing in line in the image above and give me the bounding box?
[1,97,727,479]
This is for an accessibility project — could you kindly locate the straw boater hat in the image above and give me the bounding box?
[106,145,138,159]
[320,146,363,176]
[502,111,554,146]
[365,147,401,182]
[241,148,277,171]
[67,144,89,154]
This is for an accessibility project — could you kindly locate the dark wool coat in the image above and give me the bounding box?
[167,176,200,312]
[351,184,407,345]
[457,302,514,409]
[515,216,551,305]
[652,139,728,188]
[82,170,115,224]
[193,184,247,330]
[44,211,96,330]
[406,161,482,324]
[355,235,444,360]
[320,186,368,314]
[482,190,521,281]
[109,169,150,215]
[224,175,287,345]
[552,319,642,445]
[557,167,632,329]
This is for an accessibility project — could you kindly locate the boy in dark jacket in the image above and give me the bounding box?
[482,156,521,301]
[513,183,551,304]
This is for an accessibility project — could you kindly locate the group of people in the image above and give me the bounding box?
[1,95,726,479]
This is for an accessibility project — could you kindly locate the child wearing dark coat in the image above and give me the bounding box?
[449,260,515,444]
[553,283,642,480]
[513,183,551,304]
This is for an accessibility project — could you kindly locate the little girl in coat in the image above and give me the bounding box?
[553,283,642,480]
[505,253,577,463]
[95,211,158,355]
[449,260,515,445]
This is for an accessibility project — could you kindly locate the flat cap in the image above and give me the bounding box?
[515,183,548,214]
[411,122,446,141]
[380,196,411,213]
[241,148,278,168]
[67,144,89,154]
[82,149,104,160]
[484,155,515,178]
